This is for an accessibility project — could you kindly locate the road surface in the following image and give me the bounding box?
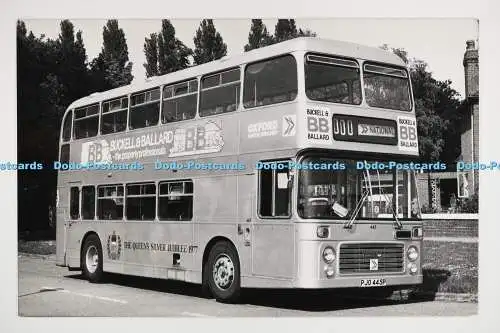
[18,253,477,317]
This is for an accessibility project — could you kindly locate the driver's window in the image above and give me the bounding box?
[258,160,291,218]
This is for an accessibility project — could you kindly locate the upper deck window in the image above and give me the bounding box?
[200,68,240,117]
[73,104,99,139]
[162,79,198,123]
[101,96,128,134]
[129,88,160,129]
[243,55,297,108]
[62,110,72,142]
[305,54,361,105]
[363,62,412,111]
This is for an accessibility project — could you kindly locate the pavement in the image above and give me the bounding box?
[18,253,478,317]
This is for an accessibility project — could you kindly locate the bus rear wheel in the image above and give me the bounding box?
[81,234,103,283]
[205,241,241,303]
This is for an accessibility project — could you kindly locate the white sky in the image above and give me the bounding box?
[25,18,478,99]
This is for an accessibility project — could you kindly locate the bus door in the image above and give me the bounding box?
[252,161,295,279]
[237,173,254,274]
[56,181,81,266]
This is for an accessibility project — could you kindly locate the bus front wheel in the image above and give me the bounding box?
[205,241,241,303]
[82,234,104,283]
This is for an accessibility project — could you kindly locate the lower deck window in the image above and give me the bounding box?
[126,183,156,220]
[259,161,291,217]
[70,187,80,220]
[82,186,95,220]
[97,185,124,220]
[159,181,193,221]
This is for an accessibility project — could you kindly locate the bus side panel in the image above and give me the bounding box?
[66,221,101,269]
[193,175,244,279]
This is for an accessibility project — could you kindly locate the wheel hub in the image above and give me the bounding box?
[213,254,234,290]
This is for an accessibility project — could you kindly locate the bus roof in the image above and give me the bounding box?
[66,37,405,111]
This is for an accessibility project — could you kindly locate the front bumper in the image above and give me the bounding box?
[292,273,423,289]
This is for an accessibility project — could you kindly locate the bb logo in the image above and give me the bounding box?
[107,231,122,260]
[81,140,111,164]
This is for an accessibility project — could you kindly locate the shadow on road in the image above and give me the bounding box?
[66,272,433,312]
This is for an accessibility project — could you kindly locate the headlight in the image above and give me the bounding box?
[407,262,418,275]
[408,262,418,275]
[407,246,419,262]
[322,246,336,264]
[324,265,335,278]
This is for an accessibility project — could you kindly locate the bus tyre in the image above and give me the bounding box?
[82,234,103,283]
[206,241,241,303]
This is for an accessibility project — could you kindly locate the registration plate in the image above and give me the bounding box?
[360,278,387,287]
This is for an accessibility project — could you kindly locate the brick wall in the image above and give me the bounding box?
[424,218,478,238]
[472,103,479,191]
[420,218,478,295]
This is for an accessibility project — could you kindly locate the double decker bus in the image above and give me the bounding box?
[56,37,422,302]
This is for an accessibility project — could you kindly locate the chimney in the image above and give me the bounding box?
[463,40,479,99]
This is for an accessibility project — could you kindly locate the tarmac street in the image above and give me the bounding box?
[18,253,477,317]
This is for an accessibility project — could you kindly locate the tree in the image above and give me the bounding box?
[143,20,192,77]
[56,20,90,109]
[297,28,317,37]
[91,20,133,90]
[380,44,462,162]
[17,19,94,234]
[244,19,273,52]
[143,33,159,77]
[193,19,227,65]
[274,19,298,43]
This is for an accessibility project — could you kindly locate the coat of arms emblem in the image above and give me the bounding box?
[107,231,122,260]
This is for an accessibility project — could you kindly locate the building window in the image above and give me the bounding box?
[243,55,297,108]
[73,104,99,139]
[101,96,128,134]
[200,68,240,117]
[70,187,80,220]
[162,79,198,123]
[62,110,72,142]
[305,54,361,105]
[81,186,96,220]
[259,161,291,217]
[129,88,160,129]
[158,180,193,221]
[126,183,156,221]
[97,185,124,220]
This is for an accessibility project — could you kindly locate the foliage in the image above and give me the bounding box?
[144,20,192,77]
[244,19,274,52]
[143,33,159,77]
[90,20,133,90]
[274,19,299,43]
[457,193,479,213]
[243,19,316,53]
[381,44,463,163]
[193,19,227,65]
[18,19,133,233]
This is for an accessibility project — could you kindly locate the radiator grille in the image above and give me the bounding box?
[339,243,404,274]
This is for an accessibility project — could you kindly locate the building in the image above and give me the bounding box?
[417,40,479,212]
[458,40,479,196]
